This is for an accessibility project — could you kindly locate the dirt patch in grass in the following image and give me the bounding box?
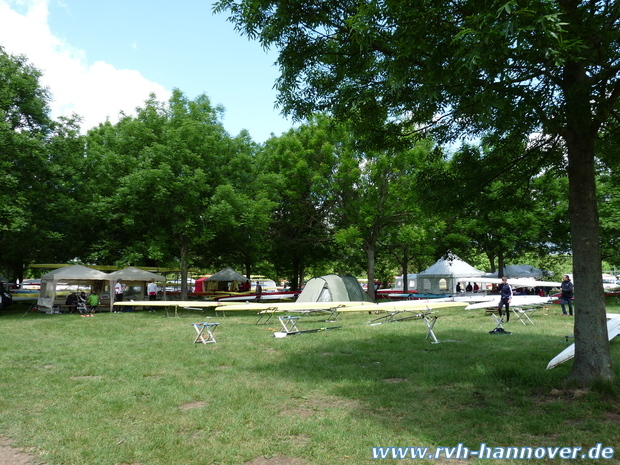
[244,457,308,465]
[604,411,620,422]
[178,400,211,410]
[281,395,361,418]
[0,437,41,465]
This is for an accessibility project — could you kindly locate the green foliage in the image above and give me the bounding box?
[0,46,70,280]
[257,115,342,288]
[84,90,232,267]
[416,142,570,271]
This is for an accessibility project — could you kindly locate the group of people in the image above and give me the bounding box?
[65,290,99,316]
[65,278,161,315]
[456,282,480,293]
[113,278,158,312]
[495,274,574,322]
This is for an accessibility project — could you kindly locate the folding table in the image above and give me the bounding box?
[192,322,219,344]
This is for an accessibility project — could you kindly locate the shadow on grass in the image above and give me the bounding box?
[249,318,620,448]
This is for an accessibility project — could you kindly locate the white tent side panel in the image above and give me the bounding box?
[297,277,328,302]
[38,279,56,311]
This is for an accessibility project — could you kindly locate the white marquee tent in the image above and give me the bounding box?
[418,254,486,294]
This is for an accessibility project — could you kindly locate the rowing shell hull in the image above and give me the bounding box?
[546,315,620,369]
[465,296,551,310]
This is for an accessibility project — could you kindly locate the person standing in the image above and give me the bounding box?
[147,278,158,312]
[114,279,125,312]
[560,274,574,316]
[255,281,262,299]
[497,276,513,322]
[147,279,158,301]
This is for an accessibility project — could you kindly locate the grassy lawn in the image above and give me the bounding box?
[0,302,619,465]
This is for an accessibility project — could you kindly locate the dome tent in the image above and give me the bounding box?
[297,274,373,303]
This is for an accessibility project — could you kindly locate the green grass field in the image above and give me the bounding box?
[1,302,619,464]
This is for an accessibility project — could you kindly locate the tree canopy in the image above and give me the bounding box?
[5,21,620,384]
[214,0,620,384]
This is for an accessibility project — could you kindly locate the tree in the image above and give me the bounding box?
[0,46,54,282]
[257,115,341,289]
[85,90,233,298]
[331,139,431,300]
[418,143,571,275]
[214,0,620,384]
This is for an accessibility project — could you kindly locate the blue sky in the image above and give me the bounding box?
[0,0,295,142]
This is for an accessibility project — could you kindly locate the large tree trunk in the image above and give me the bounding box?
[565,135,614,384]
[561,57,614,384]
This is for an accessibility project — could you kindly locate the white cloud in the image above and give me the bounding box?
[0,0,170,131]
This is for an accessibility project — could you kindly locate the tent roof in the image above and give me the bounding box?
[41,265,110,281]
[205,267,248,282]
[418,254,485,278]
[108,266,166,282]
[502,264,544,278]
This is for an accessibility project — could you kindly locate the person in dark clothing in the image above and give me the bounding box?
[65,292,78,313]
[497,276,513,322]
[560,274,574,316]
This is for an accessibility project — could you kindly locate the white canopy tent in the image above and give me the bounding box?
[393,274,418,291]
[37,265,114,312]
[108,267,167,301]
[418,254,486,294]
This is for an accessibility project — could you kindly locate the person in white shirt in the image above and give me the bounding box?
[114,279,125,313]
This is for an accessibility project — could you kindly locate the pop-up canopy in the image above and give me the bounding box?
[37,265,114,312]
[108,267,167,300]
[204,267,249,292]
